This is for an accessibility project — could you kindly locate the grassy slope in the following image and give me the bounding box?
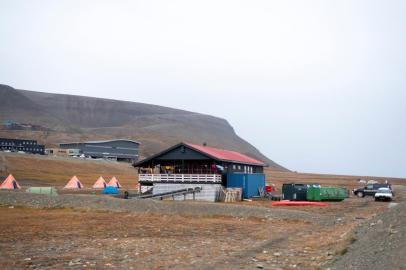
[0,153,137,189]
[1,153,404,191]
[266,169,406,190]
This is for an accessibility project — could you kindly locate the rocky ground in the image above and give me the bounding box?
[0,186,404,270]
[330,186,406,270]
[0,191,330,224]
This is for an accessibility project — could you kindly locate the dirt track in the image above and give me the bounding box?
[1,188,403,270]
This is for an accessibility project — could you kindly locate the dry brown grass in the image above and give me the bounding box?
[0,152,137,188]
[1,152,404,191]
[265,169,406,190]
[0,195,391,269]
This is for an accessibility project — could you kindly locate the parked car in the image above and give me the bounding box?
[353,183,392,198]
[374,187,393,201]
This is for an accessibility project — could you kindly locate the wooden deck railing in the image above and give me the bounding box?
[139,174,222,183]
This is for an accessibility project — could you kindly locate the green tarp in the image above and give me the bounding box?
[26,187,58,196]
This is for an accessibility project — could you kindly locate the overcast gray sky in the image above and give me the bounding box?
[1,0,405,177]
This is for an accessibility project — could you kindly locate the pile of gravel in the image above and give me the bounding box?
[0,191,330,224]
[331,201,406,270]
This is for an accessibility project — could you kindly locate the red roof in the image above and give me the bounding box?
[185,143,265,166]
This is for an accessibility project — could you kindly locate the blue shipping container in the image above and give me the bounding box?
[226,173,265,198]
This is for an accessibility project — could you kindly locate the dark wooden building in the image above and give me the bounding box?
[0,138,45,154]
[134,142,267,200]
[135,142,265,175]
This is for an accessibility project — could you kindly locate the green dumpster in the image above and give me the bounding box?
[26,187,58,196]
[307,187,347,201]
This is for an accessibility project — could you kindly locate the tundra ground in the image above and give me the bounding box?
[1,188,404,270]
[1,152,405,269]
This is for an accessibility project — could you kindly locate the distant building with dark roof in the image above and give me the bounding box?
[60,139,140,162]
[0,138,45,154]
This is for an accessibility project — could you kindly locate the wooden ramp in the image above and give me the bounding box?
[136,187,202,200]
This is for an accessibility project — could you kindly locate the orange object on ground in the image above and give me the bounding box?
[93,176,107,189]
[107,176,122,188]
[0,174,21,189]
[63,176,84,189]
[271,200,327,206]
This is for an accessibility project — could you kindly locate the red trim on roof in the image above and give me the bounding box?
[185,143,265,166]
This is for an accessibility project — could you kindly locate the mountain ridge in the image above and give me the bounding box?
[0,84,287,171]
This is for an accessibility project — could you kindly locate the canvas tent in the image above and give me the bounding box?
[0,174,21,189]
[63,176,84,189]
[107,176,122,188]
[102,186,119,194]
[93,176,107,189]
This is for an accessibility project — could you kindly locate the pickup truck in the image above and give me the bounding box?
[353,183,392,198]
[374,187,393,201]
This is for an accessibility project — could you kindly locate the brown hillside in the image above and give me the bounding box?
[0,84,286,170]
